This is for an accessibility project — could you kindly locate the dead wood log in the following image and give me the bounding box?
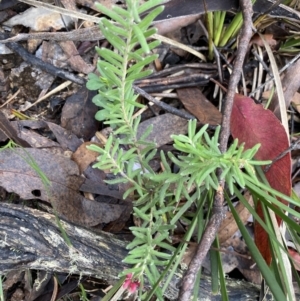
[0,203,294,300]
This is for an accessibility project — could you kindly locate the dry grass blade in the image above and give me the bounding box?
[22,81,72,112]
[258,33,289,136]
[152,33,207,61]
[268,208,295,300]
[18,0,101,23]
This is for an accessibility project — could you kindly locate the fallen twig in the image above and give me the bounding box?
[0,33,86,85]
[133,85,196,120]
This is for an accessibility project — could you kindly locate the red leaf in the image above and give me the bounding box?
[230,94,291,264]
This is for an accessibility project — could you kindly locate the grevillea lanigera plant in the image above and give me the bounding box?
[85,0,291,300]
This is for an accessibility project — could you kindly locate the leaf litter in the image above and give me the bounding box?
[1,0,300,299]
[0,148,128,227]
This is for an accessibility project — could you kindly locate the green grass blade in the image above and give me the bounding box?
[210,240,219,294]
[227,196,287,300]
[214,11,226,46]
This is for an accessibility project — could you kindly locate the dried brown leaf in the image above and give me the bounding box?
[72,141,100,174]
[61,87,99,140]
[0,148,124,226]
[11,120,82,152]
[137,113,188,148]
[177,87,222,125]
[4,7,73,31]
[58,41,94,74]
[251,33,277,47]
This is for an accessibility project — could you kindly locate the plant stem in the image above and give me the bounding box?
[119,11,147,174]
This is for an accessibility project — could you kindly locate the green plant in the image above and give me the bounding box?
[87,1,300,300]
[205,0,257,59]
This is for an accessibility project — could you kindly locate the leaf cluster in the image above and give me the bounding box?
[170,120,270,195]
[86,0,163,143]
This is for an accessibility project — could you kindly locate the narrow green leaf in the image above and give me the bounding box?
[119,267,143,276]
[134,192,150,206]
[101,18,129,37]
[133,207,151,222]
[127,54,158,74]
[138,0,163,14]
[193,125,210,143]
[99,23,126,52]
[154,206,175,216]
[144,266,156,288]
[97,63,121,86]
[232,162,245,188]
[130,226,150,233]
[175,178,184,202]
[123,257,146,264]
[216,238,229,301]
[134,40,161,55]
[122,147,137,161]
[130,28,157,48]
[235,142,245,160]
[138,6,164,31]
[97,47,123,63]
[127,244,149,256]
[242,143,261,160]
[126,69,153,81]
[188,119,196,138]
[112,5,131,18]
[160,150,171,172]
[87,144,103,153]
[132,24,149,53]
[128,0,141,22]
[86,73,103,90]
[144,149,157,163]
[96,4,128,27]
[245,175,300,211]
[155,241,176,252]
[225,138,238,156]
[126,238,145,249]
[98,60,122,77]
[128,50,144,61]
